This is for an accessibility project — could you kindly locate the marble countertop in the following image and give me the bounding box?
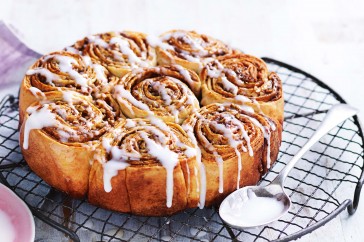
[0,0,363,241]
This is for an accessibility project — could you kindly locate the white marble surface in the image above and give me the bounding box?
[0,0,364,241]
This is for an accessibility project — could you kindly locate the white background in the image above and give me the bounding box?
[1,0,364,241]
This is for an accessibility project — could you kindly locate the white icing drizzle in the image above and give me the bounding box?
[147,115,195,159]
[103,160,130,193]
[160,31,208,56]
[185,161,191,196]
[245,115,272,168]
[206,63,223,78]
[62,91,74,105]
[114,85,150,114]
[206,60,254,103]
[62,91,84,117]
[198,162,206,209]
[235,148,242,189]
[146,35,174,51]
[102,117,197,208]
[150,77,197,122]
[223,102,273,169]
[147,117,199,206]
[27,54,91,93]
[148,114,169,131]
[124,119,136,128]
[210,119,252,189]
[81,55,109,85]
[239,105,255,114]
[87,35,109,48]
[182,103,272,200]
[26,68,59,85]
[45,54,89,89]
[110,37,147,67]
[81,55,92,66]
[102,134,144,192]
[193,167,199,194]
[219,113,253,156]
[115,74,198,123]
[148,33,207,70]
[139,132,178,207]
[180,53,203,68]
[151,81,172,105]
[182,123,206,208]
[64,46,80,54]
[235,95,252,103]
[27,53,108,94]
[264,115,277,131]
[92,64,108,84]
[188,111,229,194]
[174,65,195,87]
[28,87,45,100]
[23,104,58,149]
[221,76,238,95]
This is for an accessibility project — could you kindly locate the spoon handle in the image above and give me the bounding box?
[272,104,358,186]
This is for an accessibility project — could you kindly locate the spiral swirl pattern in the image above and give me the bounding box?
[71,32,157,77]
[25,51,118,94]
[113,65,200,124]
[23,92,121,147]
[200,54,283,122]
[154,30,239,73]
[182,103,280,205]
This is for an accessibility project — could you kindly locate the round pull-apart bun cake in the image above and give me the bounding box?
[19,30,283,216]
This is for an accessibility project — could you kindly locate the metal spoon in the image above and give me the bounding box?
[219,104,359,229]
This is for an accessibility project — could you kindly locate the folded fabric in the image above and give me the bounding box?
[0,21,41,90]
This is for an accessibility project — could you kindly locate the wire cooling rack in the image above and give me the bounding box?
[0,58,364,242]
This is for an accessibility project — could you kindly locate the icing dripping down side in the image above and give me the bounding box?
[139,132,179,208]
[182,123,206,208]
[23,105,58,149]
[103,160,130,193]
[102,117,198,208]
[245,115,272,168]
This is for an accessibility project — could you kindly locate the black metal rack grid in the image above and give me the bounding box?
[0,58,363,242]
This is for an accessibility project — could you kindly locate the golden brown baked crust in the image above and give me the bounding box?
[200,54,284,123]
[19,30,284,216]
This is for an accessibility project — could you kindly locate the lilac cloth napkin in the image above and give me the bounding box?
[0,21,41,92]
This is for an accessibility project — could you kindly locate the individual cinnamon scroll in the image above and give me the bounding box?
[88,118,200,216]
[200,54,284,123]
[150,30,238,73]
[19,51,119,123]
[19,91,123,197]
[113,65,200,124]
[69,31,157,77]
[182,103,282,206]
